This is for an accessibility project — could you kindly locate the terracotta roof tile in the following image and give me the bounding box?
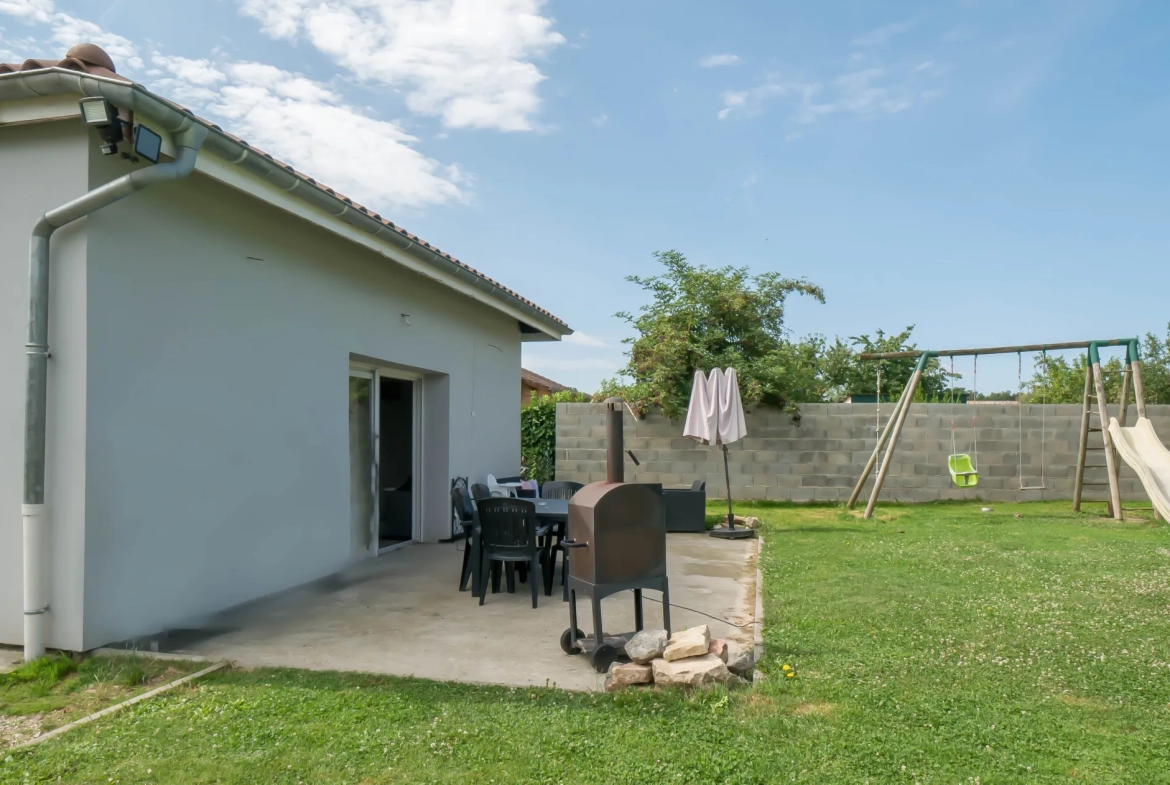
[521,368,574,393]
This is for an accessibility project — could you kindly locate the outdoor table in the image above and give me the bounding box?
[533,498,569,526]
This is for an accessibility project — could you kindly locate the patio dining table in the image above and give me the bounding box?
[532,498,569,527]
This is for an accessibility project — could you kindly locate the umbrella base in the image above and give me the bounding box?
[709,526,756,540]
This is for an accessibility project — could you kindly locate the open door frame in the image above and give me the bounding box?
[351,363,424,554]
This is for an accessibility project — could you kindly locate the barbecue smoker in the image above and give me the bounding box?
[560,397,671,672]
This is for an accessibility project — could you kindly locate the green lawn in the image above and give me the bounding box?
[4,501,1169,783]
[0,654,202,749]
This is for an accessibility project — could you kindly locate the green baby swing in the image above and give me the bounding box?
[947,355,979,488]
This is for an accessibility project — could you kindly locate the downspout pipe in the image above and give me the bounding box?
[22,123,208,661]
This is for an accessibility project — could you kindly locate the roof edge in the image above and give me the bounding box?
[0,67,571,339]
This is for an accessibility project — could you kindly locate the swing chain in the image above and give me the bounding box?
[971,355,978,471]
[949,355,957,456]
[1017,350,1048,490]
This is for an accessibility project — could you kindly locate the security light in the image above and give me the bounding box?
[78,96,116,126]
[133,124,162,164]
[78,96,124,155]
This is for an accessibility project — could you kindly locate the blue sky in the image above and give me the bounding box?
[3,0,1168,394]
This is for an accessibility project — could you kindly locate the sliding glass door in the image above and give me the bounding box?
[349,370,377,556]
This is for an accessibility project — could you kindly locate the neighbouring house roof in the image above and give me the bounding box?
[521,368,573,393]
[0,44,570,340]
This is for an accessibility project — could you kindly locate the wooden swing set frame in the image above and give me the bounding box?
[845,338,1152,521]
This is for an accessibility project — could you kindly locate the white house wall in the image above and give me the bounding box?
[0,121,91,651]
[78,147,521,649]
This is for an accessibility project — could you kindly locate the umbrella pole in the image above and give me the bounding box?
[723,443,734,529]
[710,442,754,540]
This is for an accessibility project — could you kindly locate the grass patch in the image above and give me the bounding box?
[3,501,1169,783]
[0,654,202,748]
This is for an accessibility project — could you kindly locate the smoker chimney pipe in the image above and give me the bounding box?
[604,397,624,484]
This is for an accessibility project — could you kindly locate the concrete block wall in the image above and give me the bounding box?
[555,402,1170,504]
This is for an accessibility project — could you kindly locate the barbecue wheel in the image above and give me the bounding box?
[560,627,585,655]
[590,643,619,673]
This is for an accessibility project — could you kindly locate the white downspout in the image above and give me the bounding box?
[22,121,207,660]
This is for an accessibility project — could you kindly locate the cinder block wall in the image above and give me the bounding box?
[555,403,1170,504]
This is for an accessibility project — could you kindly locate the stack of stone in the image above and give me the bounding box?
[603,625,755,691]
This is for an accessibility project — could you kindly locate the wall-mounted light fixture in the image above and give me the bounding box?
[78,97,125,155]
[401,313,412,327]
[133,124,162,164]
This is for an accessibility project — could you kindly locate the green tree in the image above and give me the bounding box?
[600,250,825,418]
[520,389,589,483]
[1027,327,1170,405]
[819,327,955,402]
[1025,354,1104,404]
[1138,324,1170,404]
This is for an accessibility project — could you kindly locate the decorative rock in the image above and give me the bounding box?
[604,662,653,691]
[708,638,728,663]
[726,642,755,675]
[625,629,668,664]
[652,654,734,688]
[663,625,710,661]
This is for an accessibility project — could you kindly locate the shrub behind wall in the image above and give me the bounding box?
[522,390,588,483]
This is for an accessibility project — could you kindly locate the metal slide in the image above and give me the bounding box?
[1107,417,1170,521]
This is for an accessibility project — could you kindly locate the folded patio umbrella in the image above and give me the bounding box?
[684,368,752,539]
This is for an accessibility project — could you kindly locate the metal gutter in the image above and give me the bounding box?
[0,68,570,339]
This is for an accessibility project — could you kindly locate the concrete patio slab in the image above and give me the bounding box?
[161,534,758,692]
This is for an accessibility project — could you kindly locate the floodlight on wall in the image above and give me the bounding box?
[78,96,116,125]
[133,124,162,164]
[78,96,125,155]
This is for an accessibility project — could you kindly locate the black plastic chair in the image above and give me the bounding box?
[534,481,579,587]
[467,483,514,593]
[691,479,706,492]
[540,481,583,500]
[475,498,551,607]
[452,485,478,591]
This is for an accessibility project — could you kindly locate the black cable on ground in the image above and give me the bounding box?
[639,595,759,629]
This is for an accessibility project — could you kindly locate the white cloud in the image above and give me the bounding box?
[852,20,915,47]
[563,331,607,348]
[0,2,467,211]
[237,0,565,132]
[0,0,52,23]
[833,68,911,117]
[699,53,740,68]
[153,56,466,210]
[741,173,758,188]
[717,43,947,127]
[527,357,620,372]
[717,81,819,121]
[0,0,142,69]
[591,113,607,128]
[524,329,625,391]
